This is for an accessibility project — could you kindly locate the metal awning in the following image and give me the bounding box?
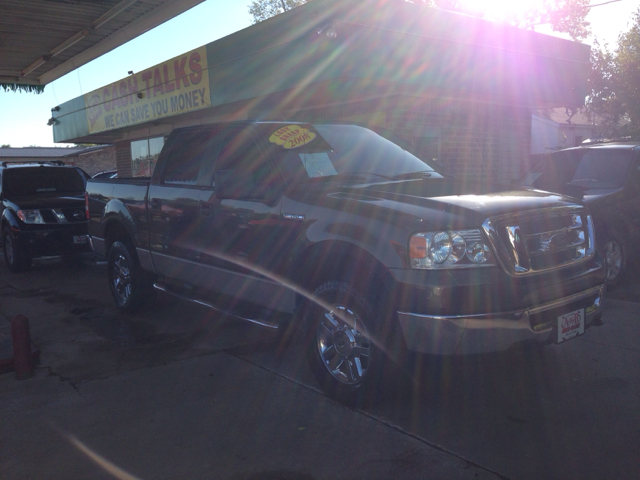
[0,0,205,89]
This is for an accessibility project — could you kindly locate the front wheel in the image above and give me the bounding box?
[107,241,156,312]
[305,281,382,404]
[602,232,627,288]
[2,227,31,273]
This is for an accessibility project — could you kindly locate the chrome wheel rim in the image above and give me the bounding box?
[604,240,623,282]
[111,254,132,304]
[316,305,371,385]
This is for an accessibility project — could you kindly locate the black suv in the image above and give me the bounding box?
[0,161,91,272]
[521,141,640,286]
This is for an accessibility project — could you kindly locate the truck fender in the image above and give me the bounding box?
[100,199,141,251]
[290,240,395,308]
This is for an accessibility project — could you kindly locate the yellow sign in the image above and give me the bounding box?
[269,125,316,149]
[84,46,210,134]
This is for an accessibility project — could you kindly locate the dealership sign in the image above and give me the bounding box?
[84,46,210,134]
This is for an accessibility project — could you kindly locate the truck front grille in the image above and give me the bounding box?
[482,206,595,276]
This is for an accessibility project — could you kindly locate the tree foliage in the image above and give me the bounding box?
[1,83,45,94]
[248,0,591,39]
[587,9,640,137]
[587,42,625,137]
[425,0,591,40]
[248,0,307,24]
[612,9,640,135]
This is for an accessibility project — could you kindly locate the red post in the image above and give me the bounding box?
[11,314,33,380]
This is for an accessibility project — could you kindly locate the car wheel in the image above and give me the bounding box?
[2,227,31,273]
[304,280,383,405]
[602,232,626,288]
[107,240,156,312]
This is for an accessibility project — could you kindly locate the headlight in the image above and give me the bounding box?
[17,210,44,224]
[409,229,494,269]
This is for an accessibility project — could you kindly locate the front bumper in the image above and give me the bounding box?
[397,284,604,355]
[15,227,91,258]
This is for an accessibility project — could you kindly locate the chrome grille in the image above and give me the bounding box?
[482,206,595,276]
[33,208,86,224]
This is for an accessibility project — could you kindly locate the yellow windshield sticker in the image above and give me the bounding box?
[269,125,316,149]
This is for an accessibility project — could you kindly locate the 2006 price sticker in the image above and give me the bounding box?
[557,308,585,343]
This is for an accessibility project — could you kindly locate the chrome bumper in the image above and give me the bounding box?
[397,285,605,355]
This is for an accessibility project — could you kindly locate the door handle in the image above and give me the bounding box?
[150,198,161,210]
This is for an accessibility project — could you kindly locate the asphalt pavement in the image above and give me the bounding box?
[1,255,638,479]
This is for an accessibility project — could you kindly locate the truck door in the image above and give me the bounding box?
[197,126,295,313]
[147,129,223,282]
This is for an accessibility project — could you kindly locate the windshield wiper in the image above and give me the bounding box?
[391,171,449,180]
[304,172,392,184]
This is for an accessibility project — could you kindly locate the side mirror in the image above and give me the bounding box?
[215,169,256,199]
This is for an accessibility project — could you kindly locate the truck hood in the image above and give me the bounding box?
[324,180,583,229]
[4,194,86,210]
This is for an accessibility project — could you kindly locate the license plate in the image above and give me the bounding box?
[73,235,87,244]
[557,308,585,343]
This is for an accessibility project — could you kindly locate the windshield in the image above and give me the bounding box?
[3,167,86,197]
[522,149,633,193]
[263,124,444,183]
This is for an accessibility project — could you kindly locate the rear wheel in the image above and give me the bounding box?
[107,241,156,312]
[305,280,383,404]
[2,227,31,273]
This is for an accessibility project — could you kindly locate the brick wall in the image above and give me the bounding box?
[115,141,132,177]
[72,145,116,176]
[384,99,532,184]
[296,97,532,186]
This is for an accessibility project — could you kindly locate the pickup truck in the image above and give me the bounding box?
[87,121,606,402]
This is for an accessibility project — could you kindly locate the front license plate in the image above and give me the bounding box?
[557,308,585,343]
[73,235,87,244]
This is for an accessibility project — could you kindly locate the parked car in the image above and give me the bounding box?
[87,122,605,402]
[521,140,640,287]
[0,161,91,272]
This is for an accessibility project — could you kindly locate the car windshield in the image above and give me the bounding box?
[522,149,633,192]
[3,167,86,196]
[264,124,444,183]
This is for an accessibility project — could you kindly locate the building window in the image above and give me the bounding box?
[131,136,164,177]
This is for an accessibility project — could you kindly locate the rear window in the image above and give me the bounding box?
[3,167,86,197]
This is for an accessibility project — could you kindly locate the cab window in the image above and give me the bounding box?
[163,131,222,186]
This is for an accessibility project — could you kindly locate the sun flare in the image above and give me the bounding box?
[457,0,548,21]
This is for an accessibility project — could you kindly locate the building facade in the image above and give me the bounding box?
[50,0,591,184]
[0,145,115,176]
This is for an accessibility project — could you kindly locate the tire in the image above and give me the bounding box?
[2,227,31,273]
[602,231,627,288]
[304,280,386,405]
[107,240,156,312]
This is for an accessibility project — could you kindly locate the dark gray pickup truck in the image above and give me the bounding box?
[87,121,606,401]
